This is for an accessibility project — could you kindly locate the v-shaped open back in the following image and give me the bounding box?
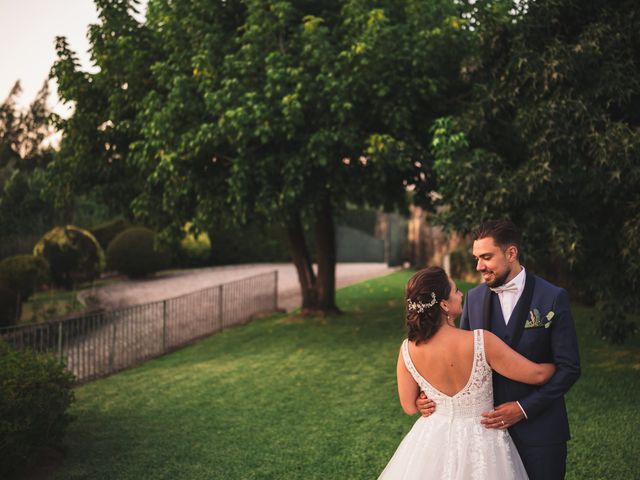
[401,329,494,418]
[403,335,476,398]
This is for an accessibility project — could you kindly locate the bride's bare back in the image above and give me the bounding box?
[397,325,555,415]
[407,328,475,397]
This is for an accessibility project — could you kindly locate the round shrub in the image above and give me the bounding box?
[0,287,20,328]
[89,216,131,251]
[0,254,50,301]
[179,222,212,267]
[0,339,75,478]
[106,227,170,278]
[33,226,105,289]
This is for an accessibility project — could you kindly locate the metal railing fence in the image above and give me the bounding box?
[0,270,278,383]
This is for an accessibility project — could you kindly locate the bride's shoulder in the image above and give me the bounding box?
[478,330,501,351]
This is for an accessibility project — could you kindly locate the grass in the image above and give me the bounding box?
[49,271,638,479]
[20,290,84,324]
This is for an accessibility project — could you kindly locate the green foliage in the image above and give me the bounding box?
[72,193,113,229]
[431,0,640,342]
[0,81,59,239]
[48,0,159,216]
[0,167,57,235]
[33,226,105,289]
[0,255,50,301]
[106,227,170,277]
[0,340,75,478]
[20,291,84,326]
[178,222,212,267]
[0,287,20,328]
[49,0,474,310]
[89,216,132,251]
[209,222,294,265]
[449,247,474,280]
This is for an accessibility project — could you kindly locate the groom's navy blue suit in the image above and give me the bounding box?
[460,271,581,480]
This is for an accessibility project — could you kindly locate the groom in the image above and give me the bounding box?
[417,220,581,480]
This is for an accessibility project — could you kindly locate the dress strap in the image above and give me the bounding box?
[401,339,428,390]
[473,329,489,369]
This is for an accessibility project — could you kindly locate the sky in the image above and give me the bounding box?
[0,0,145,117]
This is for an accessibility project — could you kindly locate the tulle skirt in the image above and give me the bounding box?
[378,413,529,480]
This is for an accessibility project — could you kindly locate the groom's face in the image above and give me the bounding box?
[472,236,517,287]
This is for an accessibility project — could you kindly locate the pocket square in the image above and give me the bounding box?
[525,309,554,329]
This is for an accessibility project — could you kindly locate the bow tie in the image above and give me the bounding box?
[490,283,518,294]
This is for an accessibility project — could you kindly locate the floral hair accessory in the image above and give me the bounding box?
[407,292,438,313]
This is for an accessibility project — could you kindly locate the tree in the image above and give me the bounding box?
[49,0,161,218]
[51,0,473,314]
[0,81,58,240]
[0,81,23,175]
[431,0,640,342]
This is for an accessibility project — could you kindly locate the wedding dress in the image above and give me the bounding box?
[378,329,528,480]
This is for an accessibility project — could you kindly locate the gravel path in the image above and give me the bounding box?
[79,262,399,312]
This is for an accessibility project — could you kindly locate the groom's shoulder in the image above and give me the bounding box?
[530,272,565,295]
[467,282,488,298]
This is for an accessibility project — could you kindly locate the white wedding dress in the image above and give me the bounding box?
[378,329,528,480]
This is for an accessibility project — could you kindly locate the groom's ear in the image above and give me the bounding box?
[505,245,518,262]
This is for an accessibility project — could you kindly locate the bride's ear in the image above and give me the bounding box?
[440,301,449,314]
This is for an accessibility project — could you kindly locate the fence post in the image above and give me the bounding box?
[109,319,116,372]
[57,321,63,363]
[273,270,278,311]
[218,284,223,331]
[162,300,168,351]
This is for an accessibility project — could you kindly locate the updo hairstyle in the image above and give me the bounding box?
[405,266,451,344]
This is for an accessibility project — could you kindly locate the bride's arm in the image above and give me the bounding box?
[484,331,556,385]
[397,347,420,415]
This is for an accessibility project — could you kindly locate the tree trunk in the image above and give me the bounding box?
[285,201,340,316]
[286,212,318,312]
[314,197,340,314]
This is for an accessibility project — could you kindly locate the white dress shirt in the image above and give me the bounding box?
[491,266,526,325]
[490,266,529,419]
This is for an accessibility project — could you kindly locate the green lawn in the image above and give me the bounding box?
[20,290,84,324]
[50,271,638,479]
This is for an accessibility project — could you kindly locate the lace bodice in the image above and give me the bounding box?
[402,329,494,418]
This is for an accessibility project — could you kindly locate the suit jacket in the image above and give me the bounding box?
[460,271,581,446]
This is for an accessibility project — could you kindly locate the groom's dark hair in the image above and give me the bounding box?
[472,220,522,257]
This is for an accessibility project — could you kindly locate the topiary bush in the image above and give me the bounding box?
[33,226,105,289]
[0,339,75,478]
[89,216,131,251]
[106,227,171,278]
[0,287,20,328]
[0,254,50,301]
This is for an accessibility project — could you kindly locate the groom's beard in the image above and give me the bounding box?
[486,268,511,288]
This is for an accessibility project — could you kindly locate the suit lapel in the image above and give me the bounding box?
[510,272,536,349]
[482,286,492,330]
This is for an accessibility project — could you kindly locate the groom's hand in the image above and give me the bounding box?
[481,402,525,429]
[415,392,435,417]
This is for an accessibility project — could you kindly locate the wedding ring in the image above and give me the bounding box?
[501,420,505,426]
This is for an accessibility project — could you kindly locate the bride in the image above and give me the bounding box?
[378,267,555,479]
